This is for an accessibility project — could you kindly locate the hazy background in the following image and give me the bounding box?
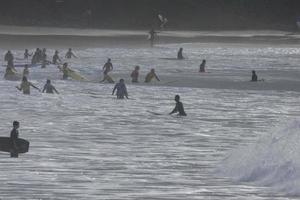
[0,0,300,30]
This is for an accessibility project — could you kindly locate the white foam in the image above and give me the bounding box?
[218,119,300,196]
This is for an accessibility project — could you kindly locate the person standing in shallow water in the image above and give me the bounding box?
[10,121,20,158]
[145,68,160,83]
[177,48,184,60]
[42,79,59,94]
[16,76,40,95]
[251,70,258,82]
[199,60,206,72]
[100,58,114,83]
[65,48,77,59]
[131,66,140,83]
[169,95,187,116]
[112,79,128,99]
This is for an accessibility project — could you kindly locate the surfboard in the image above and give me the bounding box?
[147,110,164,115]
[159,58,185,60]
[57,65,88,81]
[0,137,29,153]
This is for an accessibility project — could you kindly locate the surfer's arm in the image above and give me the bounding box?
[53,86,59,94]
[154,73,160,81]
[16,85,22,91]
[30,83,41,92]
[42,85,46,93]
[112,85,117,95]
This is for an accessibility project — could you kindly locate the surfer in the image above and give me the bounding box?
[42,79,59,94]
[131,66,140,83]
[60,63,69,80]
[145,68,160,83]
[41,48,48,68]
[103,58,113,72]
[158,14,168,29]
[148,28,157,47]
[199,60,206,72]
[52,50,62,65]
[169,95,187,116]
[23,65,29,77]
[16,76,40,95]
[10,121,20,158]
[177,48,184,60]
[251,70,258,82]
[100,59,114,83]
[4,50,14,68]
[112,79,128,99]
[65,48,77,59]
[4,66,16,80]
[24,49,32,59]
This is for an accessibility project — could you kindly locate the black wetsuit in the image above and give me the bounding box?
[170,101,187,116]
[252,74,257,82]
[43,83,58,94]
[10,128,19,158]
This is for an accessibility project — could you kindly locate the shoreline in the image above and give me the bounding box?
[0,25,300,49]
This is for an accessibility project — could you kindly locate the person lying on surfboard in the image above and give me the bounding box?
[169,95,187,116]
[16,76,40,95]
[42,79,59,94]
[112,79,128,99]
[10,121,20,158]
[145,68,160,83]
[65,48,78,59]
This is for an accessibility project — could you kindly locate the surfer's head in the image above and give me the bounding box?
[175,95,180,102]
[119,79,124,83]
[135,66,140,70]
[151,68,155,73]
[47,79,51,84]
[13,121,19,129]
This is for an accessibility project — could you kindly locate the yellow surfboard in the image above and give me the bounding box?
[58,65,88,81]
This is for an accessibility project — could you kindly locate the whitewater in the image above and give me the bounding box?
[0,26,300,199]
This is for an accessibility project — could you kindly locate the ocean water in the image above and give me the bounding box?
[0,40,300,199]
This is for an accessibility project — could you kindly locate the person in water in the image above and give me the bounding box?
[199,60,206,72]
[251,70,258,82]
[24,49,32,59]
[145,68,160,83]
[148,28,157,47]
[4,50,14,68]
[10,121,20,158]
[16,76,40,95]
[23,65,29,77]
[100,59,114,83]
[169,95,187,116]
[65,48,77,59]
[41,48,48,68]
[177,48,184,60]
[4,66,16,80]
[112,79,128,99]
[52,50,62,64]
[131,66,140,83]
[60,62,69,80]
[42,79,59,94]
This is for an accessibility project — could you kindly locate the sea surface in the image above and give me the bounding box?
[0,37,300,199]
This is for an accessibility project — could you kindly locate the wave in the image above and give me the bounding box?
[218,119,300,196]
